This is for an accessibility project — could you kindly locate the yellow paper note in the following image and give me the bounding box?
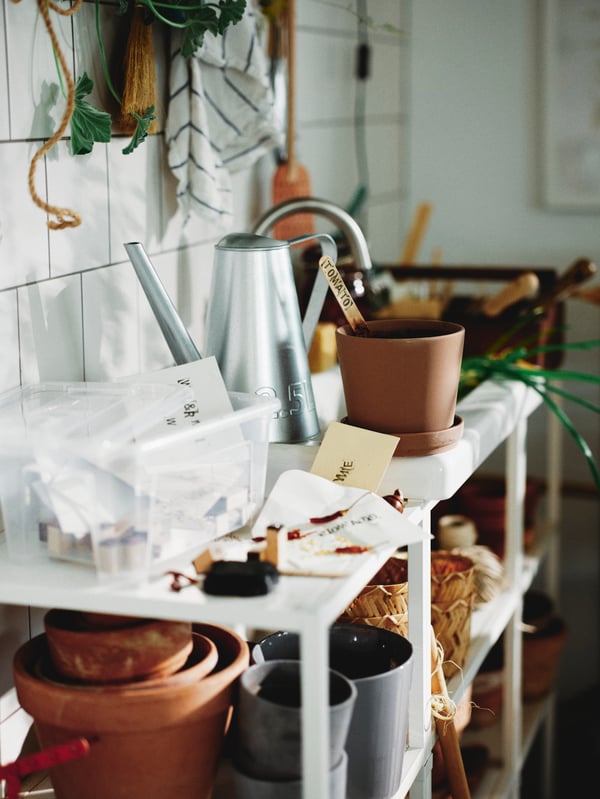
[310,421,399,491]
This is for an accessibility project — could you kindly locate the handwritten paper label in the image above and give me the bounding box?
[310,421,399,491]
[124,357,233,430]
[251,470,425,576]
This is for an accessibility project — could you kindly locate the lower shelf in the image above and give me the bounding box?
[461,694,555,798]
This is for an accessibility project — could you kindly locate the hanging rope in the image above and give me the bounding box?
[11,0,83,229]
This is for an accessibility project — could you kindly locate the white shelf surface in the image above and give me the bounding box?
[0,378,544,799]
[464,695,553,798]
[0,379,541,617]
[309,368,542,500]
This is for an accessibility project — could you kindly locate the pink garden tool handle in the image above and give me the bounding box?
[1,738,93,799]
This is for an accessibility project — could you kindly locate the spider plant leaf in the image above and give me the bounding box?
[501,362,600,387]
[529,381,600,492]
[533,381,600,414]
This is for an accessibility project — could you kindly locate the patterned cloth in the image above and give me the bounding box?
[166,4,283,227]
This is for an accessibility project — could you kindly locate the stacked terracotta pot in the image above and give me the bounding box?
[13,610,249,799]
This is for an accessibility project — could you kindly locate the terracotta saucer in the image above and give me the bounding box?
[35,632,218,691]
[340,415,464,457]
[44,609,195,684]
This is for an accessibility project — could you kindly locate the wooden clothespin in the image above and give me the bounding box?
[261,523,288,568]
[193,547,216,575]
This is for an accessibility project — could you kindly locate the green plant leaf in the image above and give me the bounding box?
[180,1,247,57]
[527,379,600,492]
[70,73,112,156]
[139,0,247,58]
[534,380,600,415]
[459,342,600,493]
[122,106,157,155]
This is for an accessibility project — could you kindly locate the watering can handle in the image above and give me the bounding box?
[288,233,337,350]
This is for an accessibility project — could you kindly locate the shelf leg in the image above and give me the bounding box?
[503,418,527,798]
[299,624,330,799]
[411,747,434,799]
[544,398,563,605]
[407,519,432,753]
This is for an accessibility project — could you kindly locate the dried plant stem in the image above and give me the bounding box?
[119,4,157,134]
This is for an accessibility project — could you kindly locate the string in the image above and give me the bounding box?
[11,0,83,229]
[430,637,457,731]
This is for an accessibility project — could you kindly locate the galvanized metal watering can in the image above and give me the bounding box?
[126,198,373,445]
[204,231,337,444]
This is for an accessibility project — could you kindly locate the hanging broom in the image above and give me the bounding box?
[272,0,315,238]
[119,2,158,134]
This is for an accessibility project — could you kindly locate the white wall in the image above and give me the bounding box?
[410,0,599,699]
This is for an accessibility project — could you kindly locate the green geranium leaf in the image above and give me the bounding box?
[215,0,247,33]
[178,0,247,58]
[122,106,157,155]
[70,73,112,156]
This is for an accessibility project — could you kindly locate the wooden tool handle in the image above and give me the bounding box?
[528,257,597,315]
[481,271,540,317]
[549,257,597,305]
[430,627,471,799]
[286,0,296,169]
[399,202,432,265]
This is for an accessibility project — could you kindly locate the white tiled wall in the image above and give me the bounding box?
[0,0,410,768]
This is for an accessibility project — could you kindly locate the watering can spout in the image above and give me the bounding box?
[124,242,202,365]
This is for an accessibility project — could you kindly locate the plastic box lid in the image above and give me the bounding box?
[0,381,194,451]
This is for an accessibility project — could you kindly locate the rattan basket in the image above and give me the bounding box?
[341,553,476,679]
[337,612,409,637]
[431,552,476,678]
[339,557,409,636]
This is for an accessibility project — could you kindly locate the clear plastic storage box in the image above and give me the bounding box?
[0,381,193,577]
[0,382,279,579]
[135,391,280,570]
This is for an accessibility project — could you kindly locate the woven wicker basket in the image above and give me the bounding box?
[431,552,476,678]
[338,612,409,637]
[341,553,475,680]
[343,580,409,619]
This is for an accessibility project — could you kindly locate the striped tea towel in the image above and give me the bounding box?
[166,4,283,228]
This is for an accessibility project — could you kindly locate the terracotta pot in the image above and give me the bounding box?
[335,318,465,456]
[456,476,543,558]
[13,624,249,799]
[37,631,219,691]
[522,616,568,700]
[44,608,194,684]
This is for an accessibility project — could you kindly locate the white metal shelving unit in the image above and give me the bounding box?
[0,378,554,799]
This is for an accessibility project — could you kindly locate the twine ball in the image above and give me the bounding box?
[449,545,506,606]
[437,514,478,549]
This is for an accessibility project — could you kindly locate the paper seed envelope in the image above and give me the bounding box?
[251,470,426,577]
